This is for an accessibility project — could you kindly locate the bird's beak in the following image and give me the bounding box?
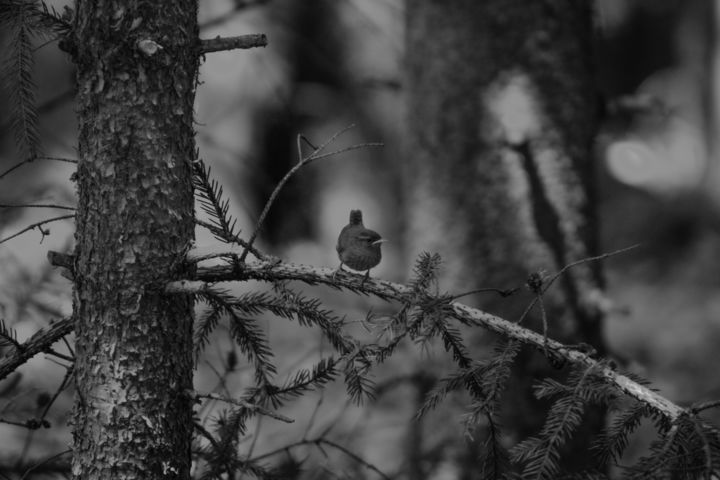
[372,239,388,245]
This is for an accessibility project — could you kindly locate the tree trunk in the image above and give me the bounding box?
[71,2,198,479]
[404,0,605,475]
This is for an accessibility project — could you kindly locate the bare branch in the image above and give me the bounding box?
[0,156,77,181]
[0,214,74,245]
[0,203,75,210]
[187,390,294,423]
[305,142,384,163]
[199,34,268,54]
[542,243,641,294]
[252,437,392,480]
[692,400,720,414]
[238,125,383,263]
[19,449,72,478]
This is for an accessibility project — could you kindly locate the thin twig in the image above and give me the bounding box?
[0,160,31,181]
[516,244,640,325]
[0,156,77,181]
[38,365,74,422]
[450,286,520,301]
[45,349,75,363]
[32,37,58,52]
[19,450,71,480]
[36,156,77,164]
[542,243,641,294]
[692,400,720,414]
[187,390,294,423]
[536,292,549,354]
[0,417,30,428]
[0,214,75,245]
[0,204,75,211]
[516,295,539,326]
[302,389,326,440]
[304,142,384,163]
[238,124,383,263]
[251,437,391,480]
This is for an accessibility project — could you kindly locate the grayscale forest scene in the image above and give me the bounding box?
[1,1,719,479]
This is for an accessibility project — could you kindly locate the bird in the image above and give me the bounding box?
[334,209,386,283]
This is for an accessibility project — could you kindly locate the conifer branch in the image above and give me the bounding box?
[192,159,266,261]
[195,289,277,385]
[0,317,74,382]
[168,255,686,421]
[2,1,40,159]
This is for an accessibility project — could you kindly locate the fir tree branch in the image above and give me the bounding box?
[168,255,686,421]
[0,319,21,349]
[2,0,40,159]
[0,317,74,382]
[192,159,266,260]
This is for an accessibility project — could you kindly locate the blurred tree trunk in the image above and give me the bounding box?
[249,0,343,245]
[404,0,605,476]
[71,2,197,479]
[702,0,720,209]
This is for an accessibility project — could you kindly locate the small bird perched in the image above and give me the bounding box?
[335,209,386,283]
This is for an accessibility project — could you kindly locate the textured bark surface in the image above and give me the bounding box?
[71,2,198,479]
[405,0,604,474]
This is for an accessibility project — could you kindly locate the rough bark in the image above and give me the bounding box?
[71,2,198,479]
[405,0,604,474]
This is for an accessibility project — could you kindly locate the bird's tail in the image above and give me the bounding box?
[349,209,363,225]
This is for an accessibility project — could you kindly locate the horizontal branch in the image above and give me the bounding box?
[199,34,268,54]
[0,318,74,382]
[167,255,686,421]
[0,252,685,421]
